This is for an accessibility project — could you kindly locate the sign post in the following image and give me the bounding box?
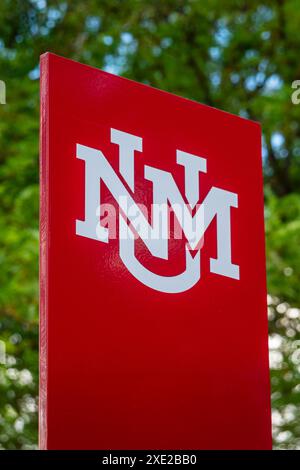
[40,52,271,449]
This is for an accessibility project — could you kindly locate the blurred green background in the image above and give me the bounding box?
[0,0,300,450]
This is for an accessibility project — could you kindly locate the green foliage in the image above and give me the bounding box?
[266,192,300,304]
[266,192,300,448]
[0,0,300,449]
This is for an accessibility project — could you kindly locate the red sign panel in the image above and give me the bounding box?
[39,52,271,449]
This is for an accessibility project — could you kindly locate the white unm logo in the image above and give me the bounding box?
[76,128,239,293]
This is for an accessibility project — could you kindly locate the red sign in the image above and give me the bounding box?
[39,53,271,449]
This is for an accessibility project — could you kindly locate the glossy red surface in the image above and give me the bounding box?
[39,52,271,449]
